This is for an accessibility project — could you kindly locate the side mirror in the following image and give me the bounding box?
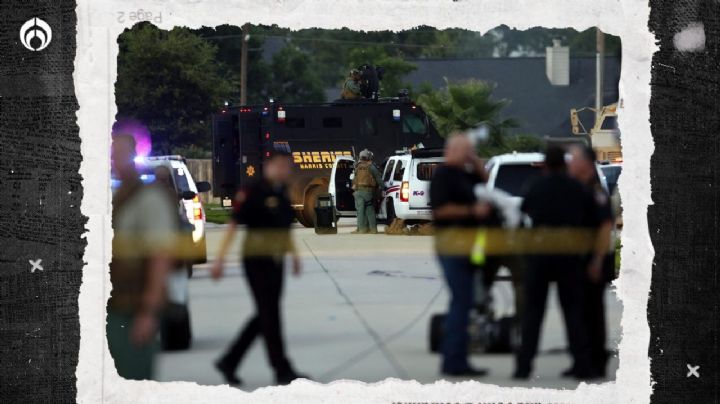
[196,181,212,193]
[181,191,196,200]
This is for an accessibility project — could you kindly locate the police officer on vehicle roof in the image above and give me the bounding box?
[340,69,362,100]
[352,149,382,234]
[211,150,309,387]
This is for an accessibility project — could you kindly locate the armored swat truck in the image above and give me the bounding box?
[211,99,444,227]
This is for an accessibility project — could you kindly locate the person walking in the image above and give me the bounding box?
[352,149,382,234]
[430,134,493,377]
[107,134,175,380]
[211,151,308,386]
[513,145,597,380]
[567,144,615,378]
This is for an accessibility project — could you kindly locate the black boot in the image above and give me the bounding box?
[275,370,310,386]
[215,359,243,386]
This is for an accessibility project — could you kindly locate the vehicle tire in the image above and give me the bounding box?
[160,303,192,351]
[429,313,445,353]
[386,199,396,223]
[301,186,322,228]
[295,211,312,227]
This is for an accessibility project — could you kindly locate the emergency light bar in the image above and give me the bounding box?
[145,155,185,161]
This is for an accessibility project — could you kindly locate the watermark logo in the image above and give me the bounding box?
[20,17,52,51]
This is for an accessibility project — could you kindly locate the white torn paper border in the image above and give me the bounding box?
[76,0,656,402]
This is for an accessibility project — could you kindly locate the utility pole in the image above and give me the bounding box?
[240,23,250,105]
[595,27,605,126]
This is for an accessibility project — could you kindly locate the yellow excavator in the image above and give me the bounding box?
[570,102,622,163]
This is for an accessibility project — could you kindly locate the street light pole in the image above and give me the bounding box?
[240,23,250,105]
[595,27,605,126]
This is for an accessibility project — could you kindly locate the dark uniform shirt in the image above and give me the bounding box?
[431,165,501,257]
[233,179,295,258]
[430,165,485,228]
[521,173,596,228]
[584,183,613,228]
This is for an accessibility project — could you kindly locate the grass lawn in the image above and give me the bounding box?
[204,203,232,224]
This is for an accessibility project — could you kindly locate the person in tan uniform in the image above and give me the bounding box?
[352,149,382,234]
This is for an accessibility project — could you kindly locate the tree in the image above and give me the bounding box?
[416,79,543,157]
[266,45,326,103]
[193,24,273,105]
[116,23,232,154]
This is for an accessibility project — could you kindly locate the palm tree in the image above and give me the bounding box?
[416,79,521,155]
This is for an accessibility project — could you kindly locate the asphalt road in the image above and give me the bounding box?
[156,220,622,391]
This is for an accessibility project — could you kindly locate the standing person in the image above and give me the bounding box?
[211,151,308,386]
[567,144,615,378]
[430,134,492,377]
[152,166,194,350]
[107,134,176,380]
[340,69,362,100]
[513,145,596,380]
[352,149,382,234]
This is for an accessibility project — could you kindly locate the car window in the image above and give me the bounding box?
[416,162,440,181]
[494,164,543,197]
[383,160,396,182]
[601,165,622,194]
[402,114,426,134]
[393,160,407,181]
[172,166,196,193]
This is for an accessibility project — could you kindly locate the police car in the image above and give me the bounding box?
[329,148,442,223]
[377,148,443,223]
[484,151,609,213]
[111,155,211,275]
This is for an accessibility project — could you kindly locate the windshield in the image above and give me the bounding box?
[494,164,543,197]
[402,114,427,135]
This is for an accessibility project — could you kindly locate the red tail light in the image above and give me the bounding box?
[192,196,203,220]
[400,181,410,202]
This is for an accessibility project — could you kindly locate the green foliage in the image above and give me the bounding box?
[416,79,518,137]
[267,46,325,103]
[204,203,232,224]
[346,46,417,97]
[116,24,232,154]
[417,80,546,157]
[171,144,212,159]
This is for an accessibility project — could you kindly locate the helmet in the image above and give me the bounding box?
[359,149,373,160]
